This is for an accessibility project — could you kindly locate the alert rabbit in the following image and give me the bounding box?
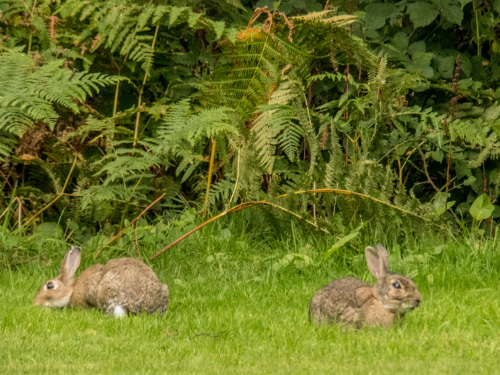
[34,246,169,317]
[309,244,421,329]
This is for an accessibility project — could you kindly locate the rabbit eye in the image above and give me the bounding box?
[46,282,55,290]
[392,282,401,289]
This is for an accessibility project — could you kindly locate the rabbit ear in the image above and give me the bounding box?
[365,245,389,279]
[59,246,81,285]
[374,243,390,272]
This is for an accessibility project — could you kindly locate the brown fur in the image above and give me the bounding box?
[309,244,422,329]
[34,246,169,317]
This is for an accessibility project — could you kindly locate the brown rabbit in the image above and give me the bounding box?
[34,246,169,317]
[309,244,422,329]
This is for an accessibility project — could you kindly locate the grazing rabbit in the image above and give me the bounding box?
[34,246,169,317]
[309,244,421,329]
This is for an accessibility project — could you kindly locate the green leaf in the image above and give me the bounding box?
[469,193,495,221]
[68,221,79,231]
[463,175,476,186]
[472,81,483,90]
[224,28,238,44]
[408,41,426,55]
[206,19,226,40]
[435,201,455,216]
[35,222,63,238]
[433,245,447,254]
[306,1,324,12]
[391,32,409,51]
[173,279,190,288]
[290,0,307,9]
[407,2,439,28]
[365,3,397,30]
[125,61,137,73]
[225,0,246,10]
[405,51,434,78]
[460,55,472,77]
[455,202,471,216]
[458,79,473,89]
[392,118,406,133]
[434,0,463,25]
[272,253,315,271]
[432,192,454,216]
[431,149,444,163]
[490,168,500,183]
[492,206,500,219]
[168,7,184,25]
[414,52,433,63]
[492,41,500,53]
[492,0,500,13]
[323,230,360,260]
[439,56,456,79]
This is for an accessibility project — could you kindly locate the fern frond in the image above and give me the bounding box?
[157,99,236,156]
[291,10,336,21]
[0,50,124,136]
[292,11,357,27]
[251,80,299,172]
[483,103,500,120]
[207,179,235,208]
[0,131,17,160]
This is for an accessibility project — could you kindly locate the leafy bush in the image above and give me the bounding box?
[0,0,498,245]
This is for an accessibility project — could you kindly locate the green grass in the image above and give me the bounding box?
[1,217,500,374]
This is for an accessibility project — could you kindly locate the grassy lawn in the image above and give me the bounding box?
[1,221,500,374]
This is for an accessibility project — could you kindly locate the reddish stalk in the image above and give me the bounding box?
[95,193,166,257]
[0,170,28,217]
[150,189,441,260]
[445,54,461,210]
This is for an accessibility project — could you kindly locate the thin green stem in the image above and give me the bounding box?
[229,148,241,205]
[110,54,122,117]
[27,32,33,54]
[25,0,38,54]
[133,24,160,148]
[475,8,481,56]
[23,158,77,227]
[113,80,121,116]
[203,139,217,219]
[118,174,145,232]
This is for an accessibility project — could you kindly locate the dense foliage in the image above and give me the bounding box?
[0,0,499,251]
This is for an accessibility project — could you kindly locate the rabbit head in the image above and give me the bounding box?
[366,244,422,313]
[34,246,81,308]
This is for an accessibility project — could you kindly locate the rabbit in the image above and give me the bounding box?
[34,246,169,318]
[309,244,422,329]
